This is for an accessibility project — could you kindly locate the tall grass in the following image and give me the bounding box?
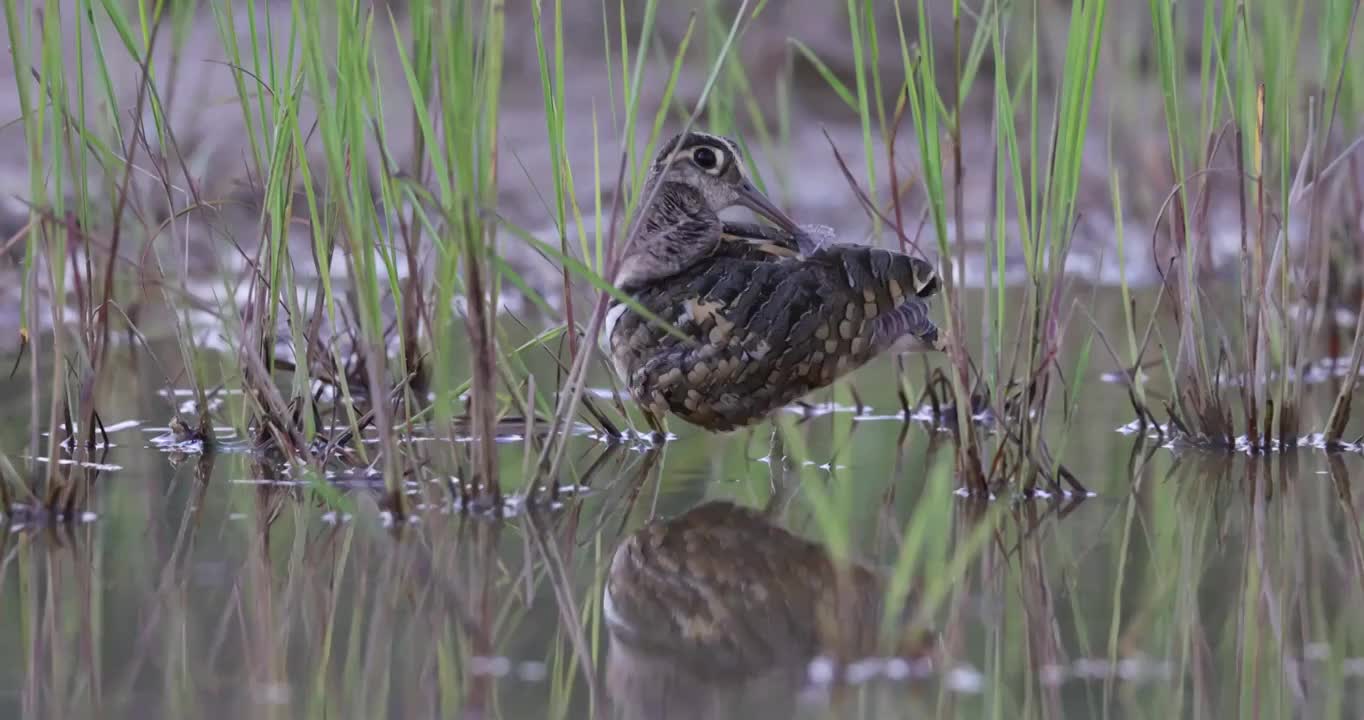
[782,0,1110,495]
[1,0,1363,705]
[0,0,676,516]
[779,0,1364,488]
[1,0,197,514]
[1139,0,1363,452]
[2,1,1363,719]
[1,0,1357,520]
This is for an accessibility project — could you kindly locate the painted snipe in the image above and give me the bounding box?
[604,501,934,718]
[603,131,943,432]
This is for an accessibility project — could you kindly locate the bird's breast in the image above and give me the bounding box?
[602,301,631,379]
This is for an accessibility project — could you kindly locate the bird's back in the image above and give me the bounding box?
[607,243,940,430]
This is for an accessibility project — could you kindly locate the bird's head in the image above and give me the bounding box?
[646,132,801,237]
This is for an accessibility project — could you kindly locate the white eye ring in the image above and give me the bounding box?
[692,145,724,173]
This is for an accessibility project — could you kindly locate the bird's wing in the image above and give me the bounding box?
[720,221,941,298]
[628,250,924,427]
[869,299,942,352]
[808,244,940,298]
[625,259,860,430]
[719,220,801,258]
[720,221,840,257]
[807,245,943,352]
[622,246,942,429]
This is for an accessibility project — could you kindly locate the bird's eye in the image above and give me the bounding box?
[693,146,720,170]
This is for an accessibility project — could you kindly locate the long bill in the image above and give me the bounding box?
[734,181,824,255]
[735,180,802,236]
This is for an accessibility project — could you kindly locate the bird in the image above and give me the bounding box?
[602,131,943,432]
[603,500,934,717]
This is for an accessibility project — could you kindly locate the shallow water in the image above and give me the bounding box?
[2,303,1364,720]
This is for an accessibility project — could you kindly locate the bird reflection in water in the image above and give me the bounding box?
[603,501,935,719]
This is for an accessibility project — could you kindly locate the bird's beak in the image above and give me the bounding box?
[735,180,801,237]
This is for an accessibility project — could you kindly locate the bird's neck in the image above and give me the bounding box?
[613,181,720,291]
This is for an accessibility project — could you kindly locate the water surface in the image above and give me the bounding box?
[2,296,1363,720]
